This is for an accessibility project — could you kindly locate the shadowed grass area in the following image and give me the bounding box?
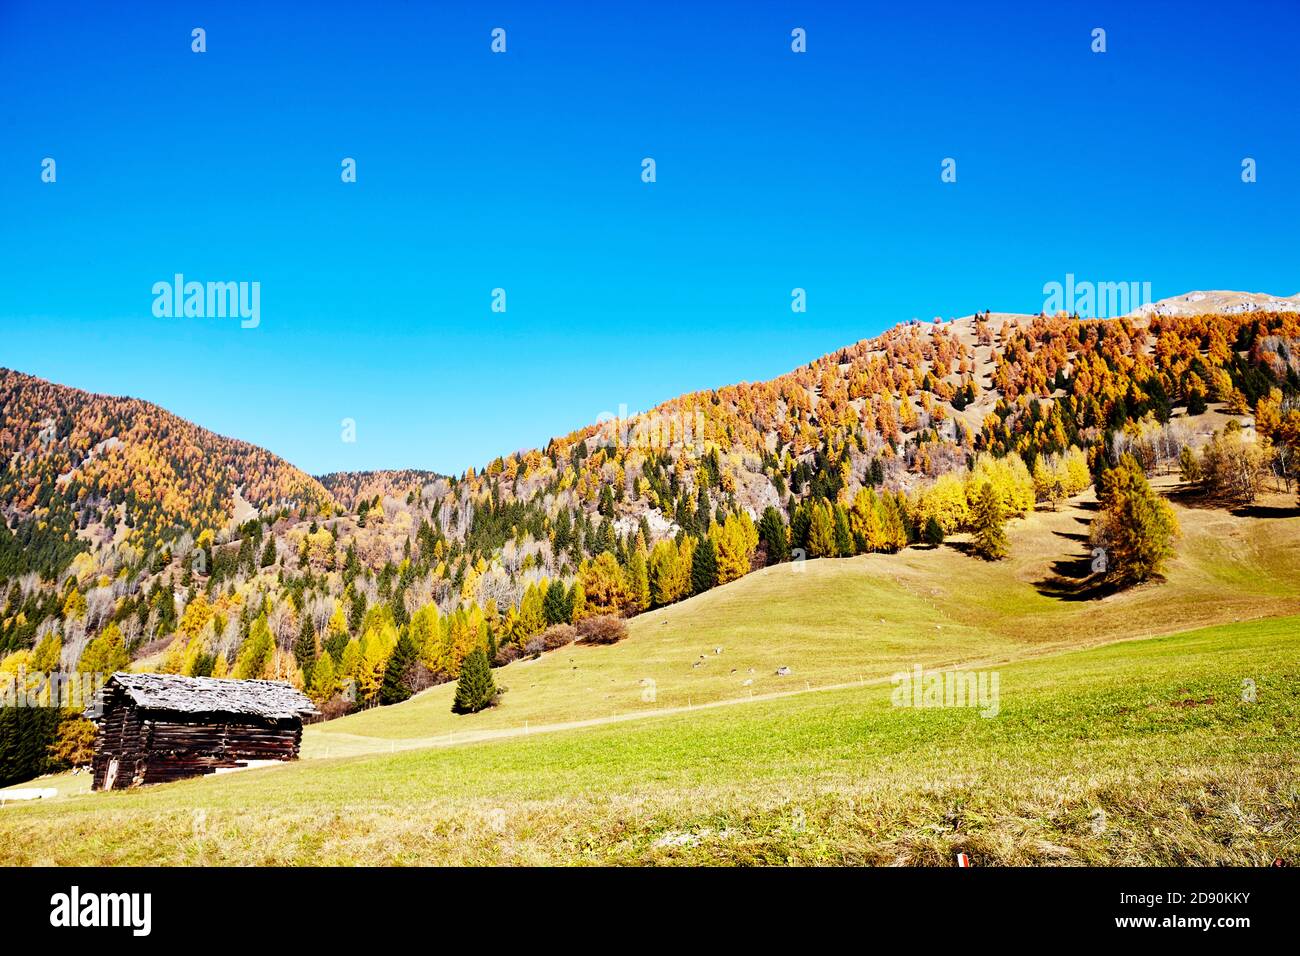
[2,614,1295,866]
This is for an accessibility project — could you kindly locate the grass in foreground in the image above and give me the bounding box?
[2,614,1296,865]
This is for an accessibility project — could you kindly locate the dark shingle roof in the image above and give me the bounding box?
[94,672,317,720]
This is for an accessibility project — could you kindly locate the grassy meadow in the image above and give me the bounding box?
[1,613,1295,865]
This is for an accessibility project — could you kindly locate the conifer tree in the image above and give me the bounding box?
[293,615,317,673]
[690,537,718,594]
[31,631,61,672]
[675,494,694,537]
[598,484,616,518]
[567,581,586,622]
[379,633,417,705]
[694,486,712,536]
[788,501,812,552]
[552,508,572,553]
[806,502,836,558]
[1091,454,1179,585]
[970,481,1009,560]
[757,505,788,565]
[923,515,945,546]
[593,519,616,555]
[451,647,497,714]
[233,616,274,679]
[78,622,130,674]
[649,538,686,607]
[519,582,546,635]
[543,579,570,625]
[309,647,336,702]
[832,504,854,557]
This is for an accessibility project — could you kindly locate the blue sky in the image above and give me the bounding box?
[2,0,1297,476]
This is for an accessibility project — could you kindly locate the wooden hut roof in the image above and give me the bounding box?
[93,673,317,720]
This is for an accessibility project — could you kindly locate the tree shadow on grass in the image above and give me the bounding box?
[1052,530,1089,543]
[1164,486,1225,511]
[1033,553,1121,601]
[1230,503,1300,519]
[1165,486,1300,518]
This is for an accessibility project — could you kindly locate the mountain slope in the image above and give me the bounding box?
[457,294,1299,531]
[0,368,333,574]
[0,291,1296,727]
[317,470,445,510]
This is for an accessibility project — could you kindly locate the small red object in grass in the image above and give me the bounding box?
[956,852,971,867]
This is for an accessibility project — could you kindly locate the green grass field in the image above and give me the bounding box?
[2,614,1295,865]
[2,491,1296,865]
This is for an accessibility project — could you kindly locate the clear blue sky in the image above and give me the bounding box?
[2,0,1297,476]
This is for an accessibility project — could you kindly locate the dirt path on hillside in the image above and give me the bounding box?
[303,625,1217,760]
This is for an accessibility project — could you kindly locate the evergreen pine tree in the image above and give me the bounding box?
[380,633,418,705]
[294,615,317,672]
[832,504,854,557]
[923,515,945,546]
[690,537,719,594]
[675,494,694,537]
[598,484,615,518]
[552,508,572,553]
[868,458,884,486]
[543,580,570,625]
[789,501,812,552]
[757,506,788,565]
[451,648,497,714]
[694,486,712,535]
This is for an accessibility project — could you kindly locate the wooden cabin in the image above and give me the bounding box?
[87,673,317,790]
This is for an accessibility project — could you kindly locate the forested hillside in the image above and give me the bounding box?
[318,470,444,510]
[2,298,1298,781]
[0,369,333,578]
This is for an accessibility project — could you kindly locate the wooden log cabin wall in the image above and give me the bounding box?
[88,673,317,790]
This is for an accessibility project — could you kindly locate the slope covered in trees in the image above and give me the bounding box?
[317,470,444,510]
[0,368,333,574]
[1,298,1297,756]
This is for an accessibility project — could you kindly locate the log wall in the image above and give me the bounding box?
[91,685,147,790]
[91,693,304,789]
